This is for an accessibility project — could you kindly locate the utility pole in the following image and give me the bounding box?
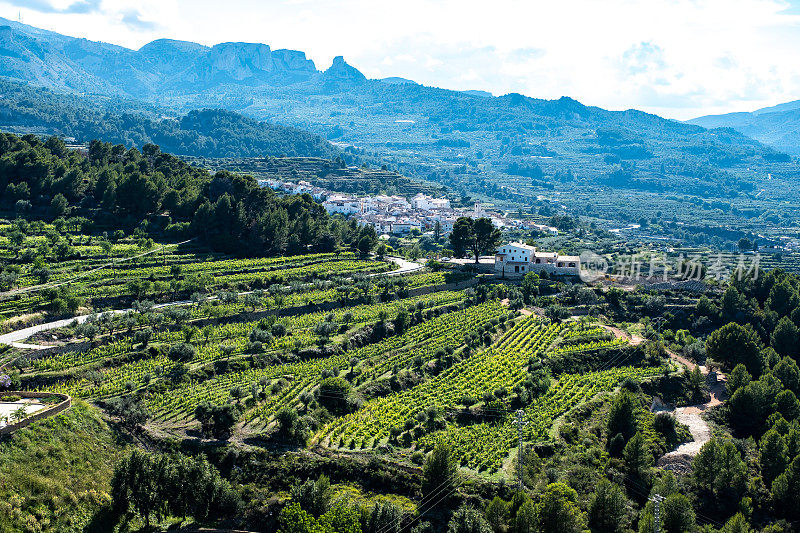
[513,409,527,490]
[649,494,664,533]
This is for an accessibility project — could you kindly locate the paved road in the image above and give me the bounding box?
[0,257,423,349]
[378,256,424,276]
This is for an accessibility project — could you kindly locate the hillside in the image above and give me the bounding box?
[0,79,340,159]
[0,17,792,197]
[187,156,447,198]
[689,101,800,155]
[0,132,369,256]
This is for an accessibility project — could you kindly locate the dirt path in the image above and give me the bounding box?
[500,299,532,315]
[602,325,644,345]
[602,324,726,461]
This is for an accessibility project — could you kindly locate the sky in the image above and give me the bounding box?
[4,0,800,120]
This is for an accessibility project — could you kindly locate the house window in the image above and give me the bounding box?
[558,262,563,267]
[514,265,519,272]
[568,262,575,267]
[521,266,525,271]
[535,259,541,264]
[525,257,528,261]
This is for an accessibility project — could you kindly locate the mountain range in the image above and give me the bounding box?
[1,15,799,235]
[689,101,800,155]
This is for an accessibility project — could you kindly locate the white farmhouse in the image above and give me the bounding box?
[494,242,580,277]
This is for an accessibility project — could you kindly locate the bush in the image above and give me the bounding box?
[653,412,677,439]
[167,342,196,362]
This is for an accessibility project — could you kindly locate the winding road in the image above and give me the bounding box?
[0,256,423,350]
[601,325,726,462]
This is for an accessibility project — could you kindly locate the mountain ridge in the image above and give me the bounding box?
[688,100,800,155]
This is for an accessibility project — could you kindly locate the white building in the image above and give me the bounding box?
[494,242,580,277]
[323,195,361,215]
[411,194,451,211]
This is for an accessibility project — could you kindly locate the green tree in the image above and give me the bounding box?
[771,455,800,519]
[471,217,502,264]
[277,502,320,533]
[721,513,752,533]
[727,364,752,397]
[358,235,374,256]
[364,501,402,533]
[50,193,69,218]
[728,379,773,436]
[106,395,149,430]
[194,402,240,440]
[771,317,799,358]
[608,390,639,442]
[520,272,540,303]
[449,217,474,259]
[110,449,167,529]
[422,443,458,505]
[485,496,509,533]
[759,429,788,487]
[766,280,799,318]
[637,493,695,533]
[290,475,333,518]
[623,432,652,492]
[318,376,352,414]
[533,483,587,533]
[588,479,628,533]
[705,323,763,376]
[448,505,492,533]
[692,439,748,516]
[168,342,196,362]
[773,357,800,395]
[513,499,536,533]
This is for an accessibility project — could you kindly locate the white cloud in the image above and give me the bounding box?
[5,0,800,118]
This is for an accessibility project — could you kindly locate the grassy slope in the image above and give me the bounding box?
[0,401,125,533]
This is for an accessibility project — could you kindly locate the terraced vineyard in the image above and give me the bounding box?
[144,299,507,426]
[6,217,678,481]
[415,366,663,471]
[318,316,662,471]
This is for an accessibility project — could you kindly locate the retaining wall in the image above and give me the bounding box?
[0,391,71,436]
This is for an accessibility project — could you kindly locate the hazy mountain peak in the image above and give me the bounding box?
[324,56,366,82]
[138,38,209,55]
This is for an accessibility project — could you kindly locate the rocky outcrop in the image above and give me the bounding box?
[0,17,322,95]
[323,56,366,83]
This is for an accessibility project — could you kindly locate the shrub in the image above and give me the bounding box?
[167,342,196,362]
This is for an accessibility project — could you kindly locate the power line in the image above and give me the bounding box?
[0,237,196,297]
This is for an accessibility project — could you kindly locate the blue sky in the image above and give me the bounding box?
[4,0,800,119]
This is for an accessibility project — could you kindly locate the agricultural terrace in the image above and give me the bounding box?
[0,223,393,323]
[320,316,664,471]
[9,271,674,476]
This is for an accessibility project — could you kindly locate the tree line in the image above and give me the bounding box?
[0,132,377,256]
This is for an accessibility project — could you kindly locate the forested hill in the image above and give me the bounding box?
[0,79,340,159]
[0,132,376,256]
